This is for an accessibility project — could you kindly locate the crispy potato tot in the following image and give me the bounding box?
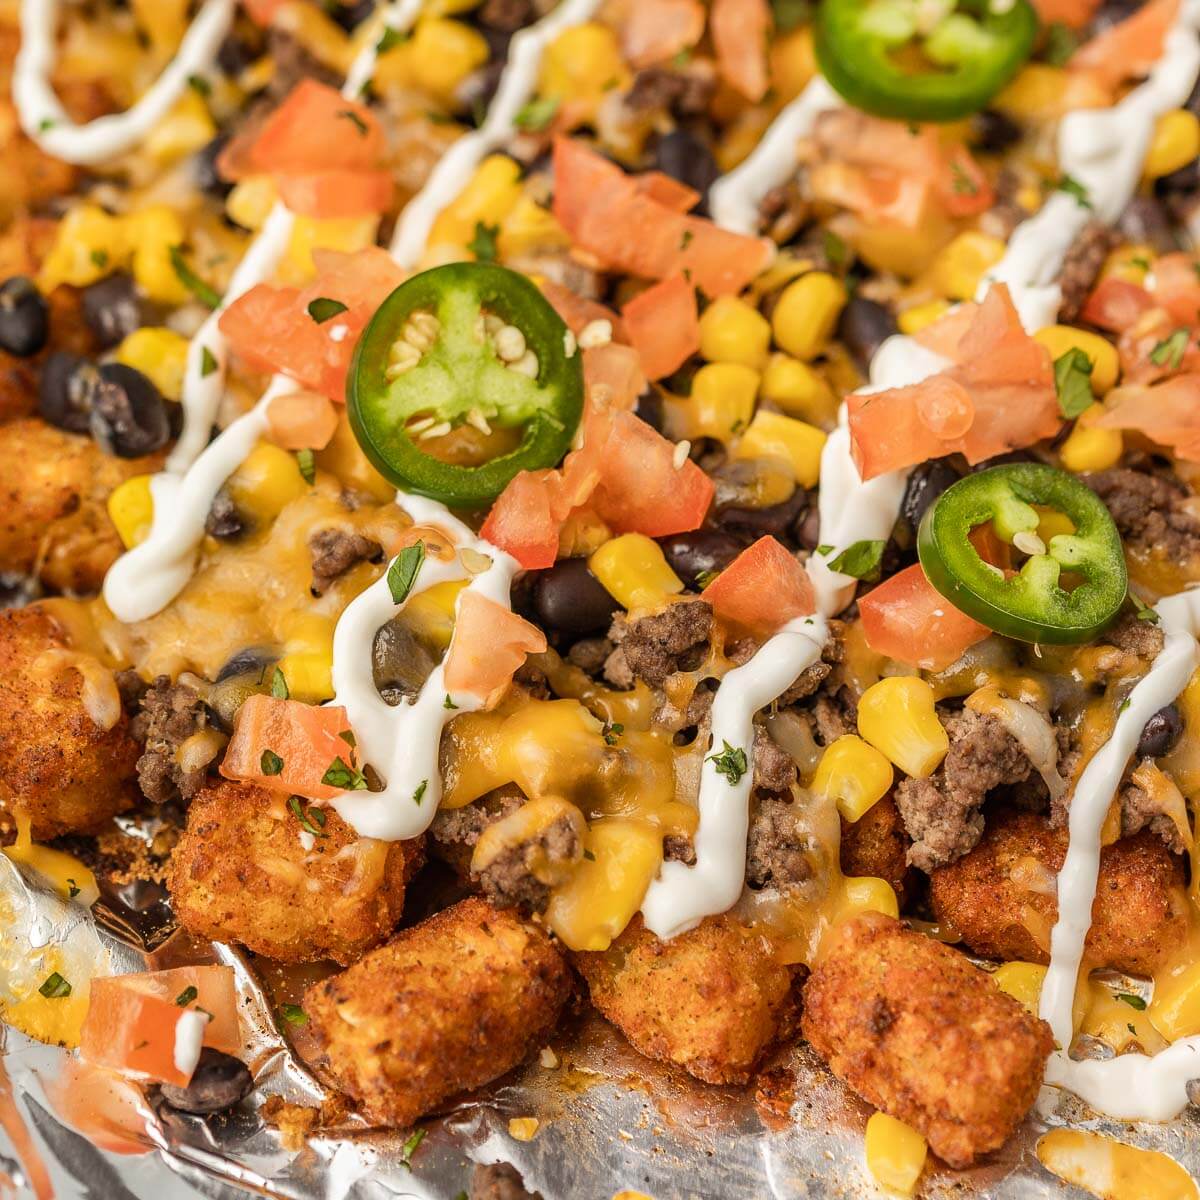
[305,897,571,1126]
[0,418,164,593]
[574,914,800,1085]
[840,795,914,907]
[0,604,137,839]
[169,779,424,966]
[929,808,1188,976]
[801,912,1054,1168]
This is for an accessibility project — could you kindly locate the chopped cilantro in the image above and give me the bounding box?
[175,986,199,1007]
[169,245,221,309]
[695,568,720,590]
[513,96,560,132]
[828,539,886,582]
[413,779,428,805]
[260,749,284,776]
[1149,327,1189,371]
[307,297,349,324]
[950,162,978,196]
[707,740,748,786]
[400,1128,426,1168]
[377,25,408,54]
[387,541,426,605]
[1053,347,1096,419]
[815,544,834,556]
[280,1003,308,1027]
[289,794,329,838]
[338,109,369,136]
[1132,594,1160,624]
[1042,21,1077,66]
[468,221,500,263]
[322,756,368,790]
[1055,174,1092,209]
[339,729,357,748]
[296,448,316,485]
[444,694,459,710]
[1117,992,1147,1010]
[822,230,847,271]
[603,722,625,746]
[90,249,108,269]
[200,345,218,377]
[187,73,212,97]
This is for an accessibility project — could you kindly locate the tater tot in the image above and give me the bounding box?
[0,604,137,839]
[574,914,801,1085]
[929,808,1188,976]
[801,912,1054,1168]
[840,795,914,907]
[305,898,572,1126]
[0,418,164,594]
[169,779,424,966]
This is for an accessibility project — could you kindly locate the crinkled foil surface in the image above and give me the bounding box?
[3,853,1200,1200]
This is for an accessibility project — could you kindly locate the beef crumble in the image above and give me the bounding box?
[1057,221,1118,323]
[745,792,811,889]
[753,724,798,793]
[1119,767,1187,854]
[780,618,846,706]
[130,676,215,804]
[308,527,382,596]
[476,812,582,913]
[603,600,713,688]
[1082,466,1200,565]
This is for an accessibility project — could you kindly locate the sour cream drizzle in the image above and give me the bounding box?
[13,0,236,165]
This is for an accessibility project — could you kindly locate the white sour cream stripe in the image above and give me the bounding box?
[1041,590,1200,1121]
[14,0,236,165]
[389,0,604,267]
[330,496,520,841]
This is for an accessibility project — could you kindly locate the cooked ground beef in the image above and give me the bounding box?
[130,676,214,804]
[625,64,716,116]
[1083,467,1200,564]
[1118,766,1187,854]
[1058,221,1118,323]
[753,724,797,793]
[308,528,382,596]
[604,600,713,688]
[894,707,1038,872]
[428,785,524,873]
[476,813,582,913]
[566,636,612,674]
[664,833,697,864]
[745,792,811,889]
[1100,609,1167,662]
[780,619,845,706]
[811,687,857,746]
[470,1163,542,1200]
[266,28,341,99]
[758,180,809,246]
[115,667,147,715]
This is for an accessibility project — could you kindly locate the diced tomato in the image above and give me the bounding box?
[276,169,394,220]
[583,342,645,410]
[1151,253,1200,327]
[711,0,772,101]
[266,389,339,450]
[1118,309,1200,384]
[621,275,698,381]
[859,564,989,671]
[1029,0,1101,26]
[1081,277,1156,333]
[242,0,287,24]
[552,138,774,297]
[1094,375,1200,461]
[634,172,701,213]
[540,280,627,341]
[704,536,815,634]
[444,592,547,703]
[480,470,560,569]
[935,144,994,218]
[80,966,241,1087]
[850,284,1058,479]
[1070,0,1180,88]
[221,694,359,801]
[620,0,706,67]
[219,247,404,403]
[808,162,936,230]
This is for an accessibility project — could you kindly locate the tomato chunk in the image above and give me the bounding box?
[80,966,241,1087]
[1080,277,1155,333]
[704,536,816,634]
[221,694,358,801]
[1094,375,1200,462]
[444,592,548,702]
[1151,253,1200,327]
[1069,0,1179,89]
[621,275,699,381]
[859,564,989,671]
[620,0,705,67]
[711,0,772,101]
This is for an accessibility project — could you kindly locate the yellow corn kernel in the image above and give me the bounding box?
[403,579,468,651]
[428,154,523,252]
[499,195,571,260]
[865,1113,927,1197]
[994,64,1079,120]
[839,876,899,922]
[812,735,895,823]
[771,272,847,361]
[769,26,816,104]
[1015,184,1043,214]
[38,205,126,293]
[226,175,279,232]
[113,327,190,401]
[1033,324,1120,395]
[898,299,950,335]
[545,818,663,951]
[283,214,379,283]
[698,295,772,369]
[589,535,683,612]
[142,90,217,165]
[992,962,1047,1016]
[539,24,629,124]
[760,353,837,425]
[852,208,955,279]
[735,410,827,487]
[664,362,759,443]
[857,677,948,779]
[508,1117,540,1142]
[1059,406,1123,473]
[927,231,1006,302]
[1101,241,1154,287]
[1143,109,1200,180]
[106,474,155,549]
[275,650,333,704]
[406,18,489,104]
[226,442,308,526]
[126,206,191,305]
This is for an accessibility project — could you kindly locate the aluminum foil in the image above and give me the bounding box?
[2,852,1200,1200]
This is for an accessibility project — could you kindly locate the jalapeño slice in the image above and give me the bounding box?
[348,262,584,508]
[917,463,1127,644]
[815,0,1038,123]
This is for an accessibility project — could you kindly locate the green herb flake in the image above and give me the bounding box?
[377,25,408,53]
[67,879,80,899]
[1117,992,1147,1011]
[815,544,834,556]
[950,162,978,196]
[289,794,330,838]
[322,756,368,791]
[269,667,290,700]
[187,73,212,97]
[828,539,886,582]
[1056,174,1093,209]
[695,568,720,590]
[1149,327,1189,371]
[1130,256,1151,271]
[413,779,428,806]
[38,117,56,133]
[339,729,357,748]
[387,540,426,605]
[1132,594,1160,624]
[1119,698,1132,713]
[1042,21,1077,66]
[513,95,560,132]
[822,230,847,270]
[90,249,109,269]
[707,740,749,786]
[169,245,222,309]
[296,447,316,485]
[39,972,72,999]
[280,1003,308,1027]
[307,297,349,324]
[444,694,459,710]
[603,722,625,747]
[261,749,284,776]
[468,220,500,263]
[200,345,218,377]
[1053,347,1096,419]
[339,109,369,136]
[175,985,199,1007]
[582,849,596,862]
[680,229,695,252]
[400,1128,426,1168]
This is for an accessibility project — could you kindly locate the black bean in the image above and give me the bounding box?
[532,557,618,633]
[89,363,171,458]
[81,274,144,349]
[205,490,247,541]
[372,618,440,705]
[969,109,1022,154]
[0,277,48,358]
[715,489,808,544]
[653,130,720,216]
[1136,703,1184,760]
[331,0,375,29]
[1117,196,1177,253]
[194,133,233,199]
[159,1048,253,1115]
[38,351,94,434]
[217,30,263,77]
[634,390,664,433]
[1155,158,1200,199]
[900,457,961,533]
[659,530,744,589]
[837,297,897,374]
